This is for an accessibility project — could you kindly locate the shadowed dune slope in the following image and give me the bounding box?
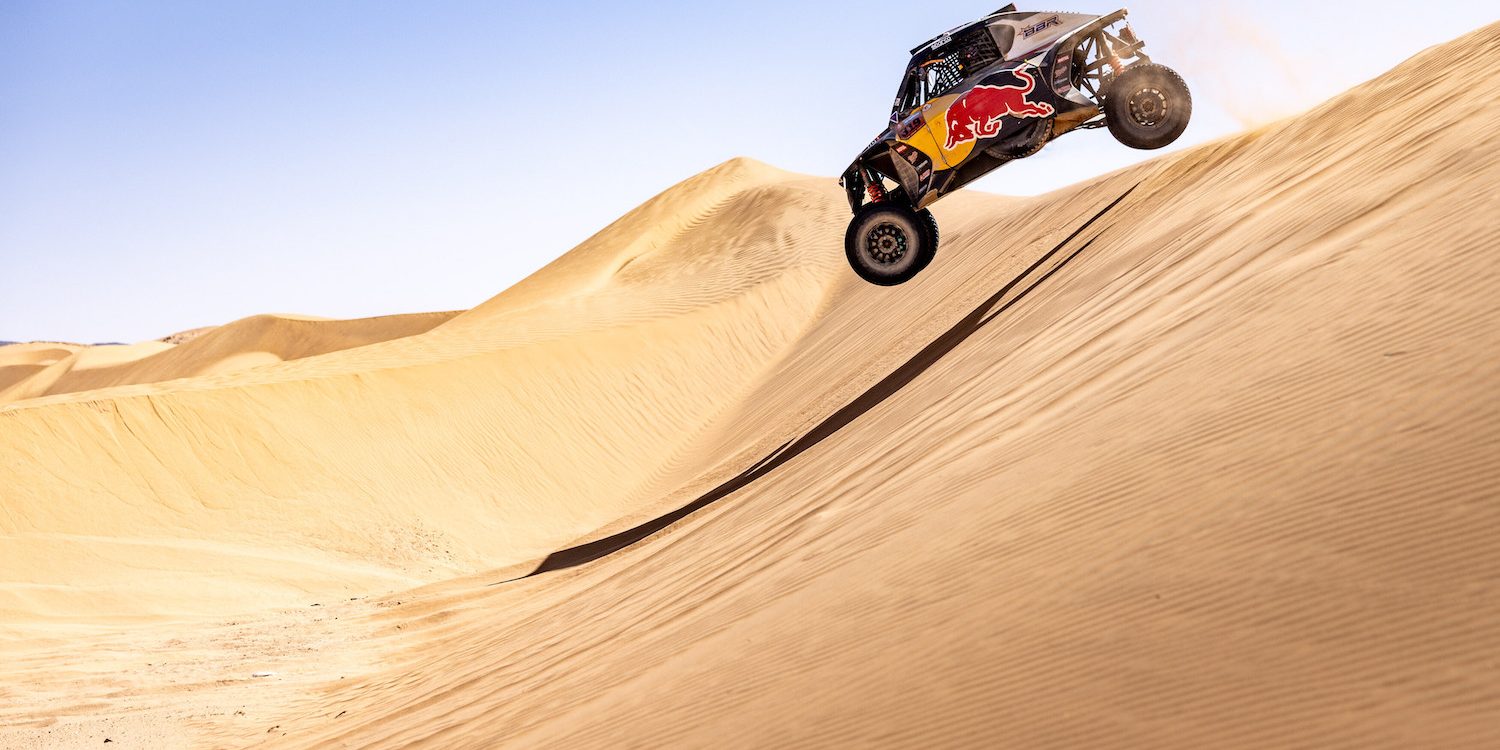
[2,23,1499,750]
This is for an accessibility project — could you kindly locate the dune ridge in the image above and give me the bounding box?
[3,23,1499,749]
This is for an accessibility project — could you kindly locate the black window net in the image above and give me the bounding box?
[896,27,1004,114]
[925,30,1002,98]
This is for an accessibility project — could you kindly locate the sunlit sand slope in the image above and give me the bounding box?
[244,24,1499,749]
[1,23,1497,750]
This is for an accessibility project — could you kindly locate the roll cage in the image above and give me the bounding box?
[849,8,1157,213]
[1062,12,1152,101]
[894,9,1150,114]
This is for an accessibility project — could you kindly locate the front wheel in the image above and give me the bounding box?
[845,203,937,286]
[1104,63,1192,150]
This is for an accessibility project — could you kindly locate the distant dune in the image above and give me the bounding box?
[2,23,1498,750]
[0,311,459,406]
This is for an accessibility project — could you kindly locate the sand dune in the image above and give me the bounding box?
[0,340,176,404]
[0,343,83,392]
[3,23,1500,749]
[0,311,460,406]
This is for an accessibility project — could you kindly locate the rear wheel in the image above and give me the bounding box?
[845,203,936,286]
[1103,63,1192,150]
[986,116,1053,160]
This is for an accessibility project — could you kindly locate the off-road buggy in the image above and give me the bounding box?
[841,5,1191,285]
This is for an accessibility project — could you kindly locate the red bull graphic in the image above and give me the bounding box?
[943,68,1056,150]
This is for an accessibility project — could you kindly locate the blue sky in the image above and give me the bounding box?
[3,1,1496,343]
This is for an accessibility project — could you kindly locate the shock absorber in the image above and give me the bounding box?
[864,170,888,203]
[1099,31,1124,79]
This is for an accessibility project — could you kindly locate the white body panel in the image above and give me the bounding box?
[995,12,1101,61]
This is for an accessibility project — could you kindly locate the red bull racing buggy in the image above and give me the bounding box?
[841,5,1191,285]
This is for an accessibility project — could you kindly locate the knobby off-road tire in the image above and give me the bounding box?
[845,203,937,286]
[917,208,939,252]
[1104,63,1192,150]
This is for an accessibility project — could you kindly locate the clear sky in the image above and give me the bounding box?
[3,1,1496,343]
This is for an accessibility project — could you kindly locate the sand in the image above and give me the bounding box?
[0,311,461,406]
[2,23,1498,749]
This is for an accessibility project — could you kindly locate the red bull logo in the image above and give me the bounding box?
[943,68,1055,150]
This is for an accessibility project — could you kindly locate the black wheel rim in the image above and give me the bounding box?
[1128,87,1168,127]
[865,222,909,266]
